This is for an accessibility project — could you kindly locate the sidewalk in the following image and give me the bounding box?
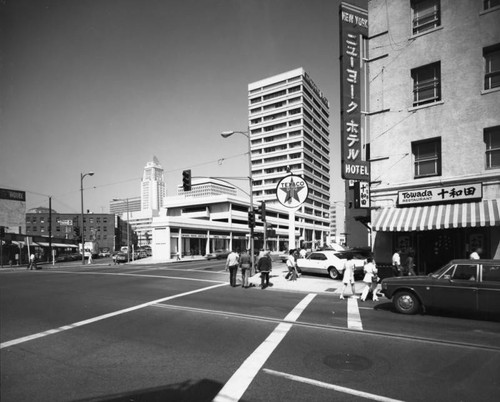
[246,265,367,296]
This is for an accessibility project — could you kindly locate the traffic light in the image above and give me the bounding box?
[256,201,266,222]
[182,169,192,191]
[73,226,81,242]
[248,211,255,228]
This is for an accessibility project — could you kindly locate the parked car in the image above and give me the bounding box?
[99,249,111,258]
[114,252,128,263]
[296,250,366,280]
[381,259,500,317]
[206,249,231,260]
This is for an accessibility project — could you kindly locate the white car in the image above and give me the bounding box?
[296,250,367,280]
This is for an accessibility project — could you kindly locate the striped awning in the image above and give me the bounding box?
[373,199,500,232]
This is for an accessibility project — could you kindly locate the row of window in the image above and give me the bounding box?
[411,0,500,36]
[412,43,499,108]
[412,126,499,178]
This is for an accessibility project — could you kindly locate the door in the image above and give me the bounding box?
[431,263,479,313]
[478,263,500,315]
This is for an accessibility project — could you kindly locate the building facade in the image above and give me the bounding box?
[25,208,118,255]
[248,68,331,247]
[367,0,500,272]
[177,178,237,197]
[141,156,166,211]
[109,197,141,215]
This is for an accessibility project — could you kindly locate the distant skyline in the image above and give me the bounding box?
[1,0,360,214]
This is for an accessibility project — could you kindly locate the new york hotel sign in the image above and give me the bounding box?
[339,2,369,181]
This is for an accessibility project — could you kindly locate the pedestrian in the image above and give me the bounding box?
[239,249,251,288]
[405,248,417,276]
[470,247,482,260]
[285,249,297,281]
[257,250,272,289]
[340,254,356,300]
[299,248,307,259]
[112,252,117,265]
[225,249,239,287]
[392,249,402,276]
[88,252,93,265]
[360,257,379,301]
[28,253,35,270]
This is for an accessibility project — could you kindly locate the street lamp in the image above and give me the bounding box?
[112,198,130,263]
[80,171,94,265]
[221,129,255,271]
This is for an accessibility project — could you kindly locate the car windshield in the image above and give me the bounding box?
[430,262,454,278]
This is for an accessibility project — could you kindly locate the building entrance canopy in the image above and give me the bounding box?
[373,199,500,232]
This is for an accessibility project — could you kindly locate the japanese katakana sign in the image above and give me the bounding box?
[339,2,369,181]
[397,183,482,206]
[276,174,309,209]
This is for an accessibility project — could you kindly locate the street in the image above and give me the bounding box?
[1,259,500,402]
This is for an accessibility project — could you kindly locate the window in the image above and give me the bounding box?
[484,0,500,10]
[412,138,441,178]
[484,44,500,90]
[412,62,441,106]
[411,0,440,35]
[484,126,500,169]
[451,264,477,281]
[482,264,500,282]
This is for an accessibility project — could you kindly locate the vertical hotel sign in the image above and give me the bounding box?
[339,2,369,181]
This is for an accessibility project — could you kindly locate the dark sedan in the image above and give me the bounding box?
[381,259,500,317]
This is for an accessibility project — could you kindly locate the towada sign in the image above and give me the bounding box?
[397,183,482,206]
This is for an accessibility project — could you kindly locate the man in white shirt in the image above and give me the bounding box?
[392,249,402,276]
[470,247,482,260]
[225,250,240,287]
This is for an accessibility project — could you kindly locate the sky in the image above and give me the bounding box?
[0,0,357,214]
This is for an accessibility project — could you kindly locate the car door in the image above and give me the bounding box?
[477,262,500,315]
[431,263,479,313]
[298,252,323,274]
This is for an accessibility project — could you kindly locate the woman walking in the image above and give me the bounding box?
[360,257,379,301]
[340,254,356,300]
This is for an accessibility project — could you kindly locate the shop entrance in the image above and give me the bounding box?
[417,230,457,274]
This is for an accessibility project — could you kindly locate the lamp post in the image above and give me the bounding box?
[80,171,94,265]
[221,129,255,271]
[113,198,130,263]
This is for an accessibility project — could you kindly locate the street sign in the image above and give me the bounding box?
[276,174,309,209]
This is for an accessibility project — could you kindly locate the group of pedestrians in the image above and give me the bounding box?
[339,254,381,301]
[225,249,273,289]
[391,248,417,277]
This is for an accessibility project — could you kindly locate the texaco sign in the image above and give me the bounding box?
[276,174,309,209]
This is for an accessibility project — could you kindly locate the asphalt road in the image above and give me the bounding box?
[1,260,500,402]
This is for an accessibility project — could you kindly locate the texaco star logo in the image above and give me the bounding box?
[276,174,309,208]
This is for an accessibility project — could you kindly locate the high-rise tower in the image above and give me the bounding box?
[141,156,166,211]
[248,68,331,243]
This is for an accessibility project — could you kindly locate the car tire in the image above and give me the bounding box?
[328,267,340,280]
[393,290,420,315]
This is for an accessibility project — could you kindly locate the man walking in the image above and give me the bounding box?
[239,249,251,288]
[257,251,273,289]
[225,249,239,287]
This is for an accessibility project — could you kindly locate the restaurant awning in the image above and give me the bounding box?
[373,199,500,232]
[52,243,78,248]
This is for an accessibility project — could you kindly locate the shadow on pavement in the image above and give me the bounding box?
[74,379,238,402]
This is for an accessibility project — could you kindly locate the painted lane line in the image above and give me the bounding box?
[0,283,227,350]
[213,293,317,402]
[46,270,225,284]
[263,369,404,402]
[347,297,363,330]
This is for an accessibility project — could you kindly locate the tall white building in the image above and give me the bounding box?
[248,68,331,246]
[141,156,166,211]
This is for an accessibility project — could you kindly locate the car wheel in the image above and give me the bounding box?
[393,291,420,314]
[328,267,340,280]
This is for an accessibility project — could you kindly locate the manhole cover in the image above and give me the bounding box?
[323,353,372,371]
